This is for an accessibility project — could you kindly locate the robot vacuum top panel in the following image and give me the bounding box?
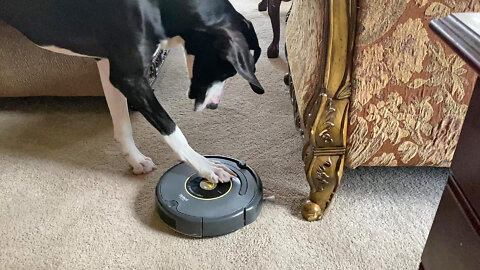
[155,156,263,237]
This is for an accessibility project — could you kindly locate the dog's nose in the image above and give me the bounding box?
[206,103,218,110]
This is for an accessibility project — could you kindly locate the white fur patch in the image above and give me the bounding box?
[195,81,225,111]
[163,127,193,160]
[163,127,234,183]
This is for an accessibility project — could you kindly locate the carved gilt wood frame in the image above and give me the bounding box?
[287,0,357,221]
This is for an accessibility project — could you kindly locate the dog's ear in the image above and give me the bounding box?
[215,28,264,94]
[241,19,261,64]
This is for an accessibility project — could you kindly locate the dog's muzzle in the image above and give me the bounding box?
[194,101,219,111]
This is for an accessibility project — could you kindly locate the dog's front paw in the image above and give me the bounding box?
[125,153,157,175]
[201,160,237,183]
[187,154,236,183]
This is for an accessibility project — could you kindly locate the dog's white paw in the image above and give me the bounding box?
[164,127,236,183]
[192,157,236,183]
[125,152,157,175]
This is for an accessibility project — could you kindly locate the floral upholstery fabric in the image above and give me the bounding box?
[346,0,480,168]
[285,0,325,119]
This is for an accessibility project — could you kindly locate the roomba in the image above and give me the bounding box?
[155,156,263,237]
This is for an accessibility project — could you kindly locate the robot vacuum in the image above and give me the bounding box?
[155,156,263,238]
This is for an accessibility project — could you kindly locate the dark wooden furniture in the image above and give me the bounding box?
[420,13,480,270]
[258,0,291,58]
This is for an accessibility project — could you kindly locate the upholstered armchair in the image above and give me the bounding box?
[285,0,480,221]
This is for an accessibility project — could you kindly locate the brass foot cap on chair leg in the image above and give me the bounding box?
[301,201,322,221]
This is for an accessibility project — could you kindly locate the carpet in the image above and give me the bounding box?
[0,1,447,269]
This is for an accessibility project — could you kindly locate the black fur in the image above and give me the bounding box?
[0,0,263,135]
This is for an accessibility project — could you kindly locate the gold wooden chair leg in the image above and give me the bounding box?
[302,155,344,221]
[286,0,357,221]
[301,98,350,221]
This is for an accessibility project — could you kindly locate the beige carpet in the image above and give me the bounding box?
[0,1,447,269]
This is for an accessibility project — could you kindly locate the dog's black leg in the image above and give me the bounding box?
[110,71,175,135]
[128,48,169,112]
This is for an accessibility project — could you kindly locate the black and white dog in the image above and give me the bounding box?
[0,0,264,183]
